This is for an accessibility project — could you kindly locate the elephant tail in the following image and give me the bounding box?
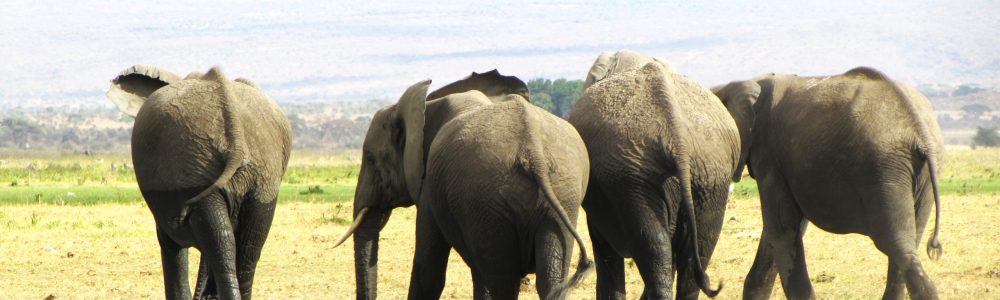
[925,156,943,260]
[517,101,594,300]
[649,63,721,297]
[174,67,248,226]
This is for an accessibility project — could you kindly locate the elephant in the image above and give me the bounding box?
[334,70,593,299]
[712,66,944,300]
[106,65,292,300]
[568,50,739,299]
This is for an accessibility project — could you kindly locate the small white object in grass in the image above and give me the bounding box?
[66,192,76,198]
[728,183,735,193]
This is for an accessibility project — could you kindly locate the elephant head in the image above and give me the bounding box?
[712,80,761,181]
[583,50,677,90]
[426,69,529,102]
[332,80,430,300]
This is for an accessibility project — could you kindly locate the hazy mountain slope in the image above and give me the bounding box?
[0,0,997,109]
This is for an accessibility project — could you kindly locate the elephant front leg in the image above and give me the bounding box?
[190,195,241,300]
[157,228,192,300]
[407,209,451,300]
[588,219,626,300]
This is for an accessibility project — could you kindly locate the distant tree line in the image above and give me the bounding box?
[527,78,584,118]
[972,127,1000,148]
[0,113,131,153]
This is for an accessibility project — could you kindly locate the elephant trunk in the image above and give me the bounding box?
[353,210,386,300]
[732,122,752,182]
[350,164,393,300]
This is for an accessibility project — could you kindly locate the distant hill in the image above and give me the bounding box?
[1,1,998,109]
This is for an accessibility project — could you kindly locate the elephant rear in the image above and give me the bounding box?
[109,66,291,299]
[424,98,592,297]
[569,57,735,298]
[132,78,291,214]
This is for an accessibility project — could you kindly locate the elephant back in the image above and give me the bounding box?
[570,63,739,179]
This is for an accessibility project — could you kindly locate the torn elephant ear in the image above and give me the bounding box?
[426,69,530,102]
[106,65,181,117]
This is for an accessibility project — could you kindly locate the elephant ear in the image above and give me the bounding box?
[651,57,678,74]
[397,80,431,201]
[584,51,614,90]
[106,65,181,117]
[426,70,529,102]
[715,80,761,181]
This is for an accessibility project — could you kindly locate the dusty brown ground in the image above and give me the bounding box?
[2,194,998,299]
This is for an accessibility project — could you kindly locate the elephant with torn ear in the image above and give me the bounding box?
[107,65,292,300]
[334,70,593,299]
[713,67,944,300]
[569,50,737,299]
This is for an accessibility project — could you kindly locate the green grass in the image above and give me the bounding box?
[0,151,360,205]
[0,184,356,205]
[1,148,998,205]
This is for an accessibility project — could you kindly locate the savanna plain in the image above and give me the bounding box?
[1,149,998,299]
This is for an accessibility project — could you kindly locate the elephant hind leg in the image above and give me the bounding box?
[471,270,520,300]
[232,194,278,300]
[534,217,573,299]
[156,227,192,300]
[868,184,939,300]
[742,229,779,300]
[194,256,217,299]
[588,215,626,300]
[754,173,813,300]
[675,184,729,300]
[883,258,905,300]
[189,193,241,300]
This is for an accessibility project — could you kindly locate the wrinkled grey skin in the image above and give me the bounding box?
[569,51,738,299]
[107,66,292,300]
[713,67,943,300]
[343,72,593,300]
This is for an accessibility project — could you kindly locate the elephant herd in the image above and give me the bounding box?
[105,49,944,300]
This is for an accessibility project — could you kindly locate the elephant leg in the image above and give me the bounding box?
[157,227,192,300]
[466,245,520,300]
[742,229,778,300]
[407,208,451,300]
[190,194,241,300]
[194,255,217,299]
[471,271,519,300]
[675,185,728,300]
[883,259,905,300]
[605,180,675,299]
[232,195,277,300]
[588,214,626,300]
[757,174,813,300]
[534,217,573,299]
[868,184,938,300]
[632,229,676,300]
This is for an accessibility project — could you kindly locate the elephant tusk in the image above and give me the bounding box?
[332,207,368,248]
